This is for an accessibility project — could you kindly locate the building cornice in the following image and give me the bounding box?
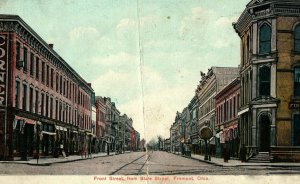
[0,14,93,93]
[233,0,300,37]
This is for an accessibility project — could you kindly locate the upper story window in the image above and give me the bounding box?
[30,53,34,76]
[259,66,271,96]
[16,42,20,68]
[23,47,28,72]
[294,67,300,97]
[41,61,45,83]
[259,24,271,55]
[294,25,300,52]
[15,80,20,108]
[36,57,39,80]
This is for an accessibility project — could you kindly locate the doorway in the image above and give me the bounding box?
[259,115,271,152]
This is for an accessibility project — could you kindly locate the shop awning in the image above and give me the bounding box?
[55,125,67,131]
[25,119,36,125]
[237,108,249,116]
[41,131,56,135]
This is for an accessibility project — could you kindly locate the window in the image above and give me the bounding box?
[15,81,20,108]
[30,53,34,76]
[259,24,271,55]
[16,42,20,68]
[294,67,300,97]
[46,94,49,117]
[50,97,53,119]
[41,93,44,116]
[35,90,39,114]
[56,73,59,92]
[22,84,27,110]
[41,61,45,83]
[55,99,58,120]
[50,69,54,89]
[259,66,271,96]
[46,65,49,86]
[29,87,33,113]
[36,57,39,79]
[295,25,300,52]
[60,75,62,94]
[59,102,62,121]
[23,47,27,72]
[293,114,300,146]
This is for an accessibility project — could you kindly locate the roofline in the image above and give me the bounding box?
[0,14,94,92]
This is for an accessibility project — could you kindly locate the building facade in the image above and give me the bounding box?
[196,67,239,155]
[95,96,107,153]
[233,0,300,161]
[215,77,240,158]
[187,95,200,154]
[0,15,94,160]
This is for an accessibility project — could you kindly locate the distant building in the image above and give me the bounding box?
[196,67,239,155]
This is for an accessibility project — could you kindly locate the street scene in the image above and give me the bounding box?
[1,151,300,175]
[1,0,300,182]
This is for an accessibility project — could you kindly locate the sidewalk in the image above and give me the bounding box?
[179,153,300,167]
[0,152,119,166]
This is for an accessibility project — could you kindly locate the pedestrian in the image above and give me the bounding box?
[208,144,212,161]
[240,144,247,162]
[223,143,230,163]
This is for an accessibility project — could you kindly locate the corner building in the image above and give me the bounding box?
[234,0,300,161]
[0,15,94,160]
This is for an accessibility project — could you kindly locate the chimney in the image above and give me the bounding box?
[49,44,54,49]
[87,83,92,87]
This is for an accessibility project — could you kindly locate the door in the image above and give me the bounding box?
[259,115,271,152]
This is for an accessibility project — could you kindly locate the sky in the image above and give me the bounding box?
[0,0,250,141]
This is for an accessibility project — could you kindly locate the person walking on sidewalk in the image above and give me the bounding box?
[240,144,247,162]
[223,143,230,163]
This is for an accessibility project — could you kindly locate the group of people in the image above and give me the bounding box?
[221,143,247,163]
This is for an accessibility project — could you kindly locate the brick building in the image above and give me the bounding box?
[0,15,94,160]
[95,96,107,153]
[215,77,240,158]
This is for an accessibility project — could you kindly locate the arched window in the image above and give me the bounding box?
[294,25,300,52]
[259,24,271,55]
[294,67,300,96]
[259,66,271,96]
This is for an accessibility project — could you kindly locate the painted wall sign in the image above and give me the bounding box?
[0,34,8,106]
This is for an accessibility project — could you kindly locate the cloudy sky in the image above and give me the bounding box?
[0,0,250,141]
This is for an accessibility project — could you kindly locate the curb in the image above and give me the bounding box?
[1,151,137,166]
[170,152,300,168]
[0,153,116,166]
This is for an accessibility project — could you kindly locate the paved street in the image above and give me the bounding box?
[1,151,300,175]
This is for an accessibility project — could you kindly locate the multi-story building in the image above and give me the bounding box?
[180,107,190,154]
[134,131,140,151]
[188,95,200,154]
[103,97,119,153]
[233,0,300,161]
[215,77,240,158]
[196,67,239,155]
[0,15,94,160]
[170,112,181,153]
[95,96,107,153]
[164,138,171,152]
